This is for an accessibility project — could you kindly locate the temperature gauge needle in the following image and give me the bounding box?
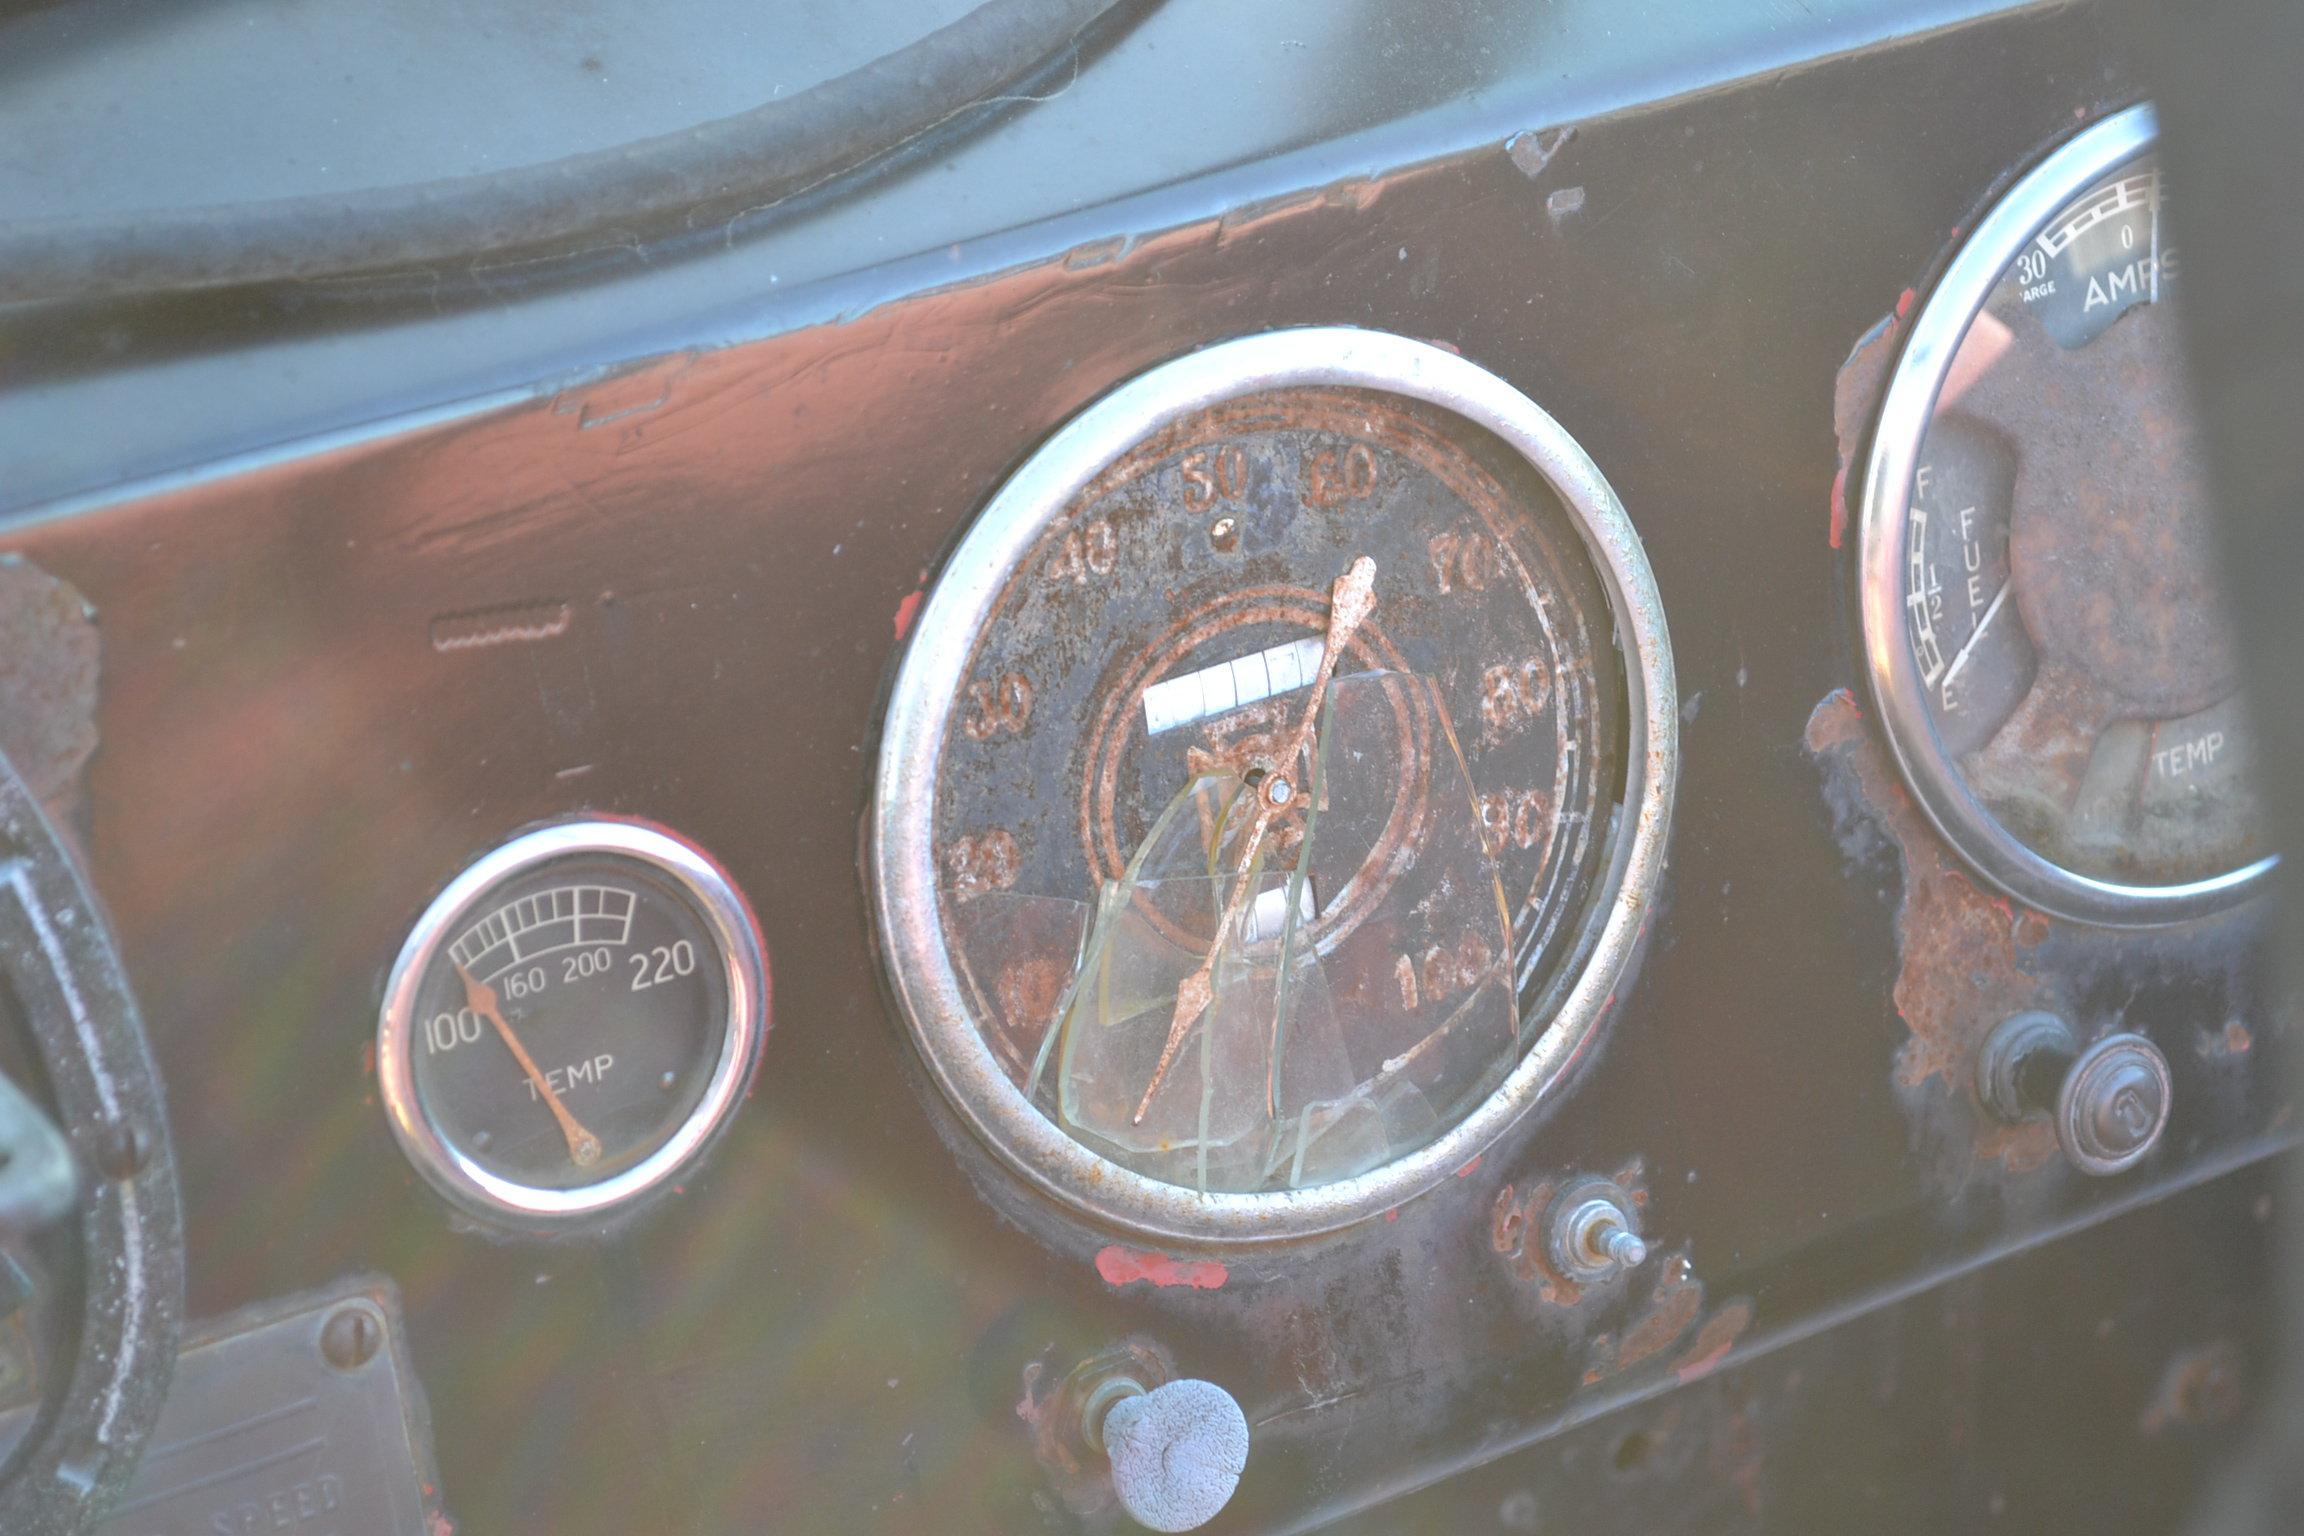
[1132,556,1379,1125]
[457,963,603,1167]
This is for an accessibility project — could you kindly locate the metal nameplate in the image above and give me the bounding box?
[92,1275,443,1536]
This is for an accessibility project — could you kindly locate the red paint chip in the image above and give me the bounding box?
[892,589,925,642]
[1095,1245,1229,1291]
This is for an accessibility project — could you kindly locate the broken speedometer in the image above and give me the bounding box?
[871,329,1676,1241]
[1860,104,2277,924]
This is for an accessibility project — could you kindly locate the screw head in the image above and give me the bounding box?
[2057,1033,2172,1176]
[1264,777,1294,808]
[320,1306,382,1372]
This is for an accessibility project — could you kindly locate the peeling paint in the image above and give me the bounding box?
[1505,126,1575,181]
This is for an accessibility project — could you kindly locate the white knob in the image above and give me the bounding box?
[1102,1378,1249,1532]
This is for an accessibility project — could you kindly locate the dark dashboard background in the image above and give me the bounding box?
[0,2,2285,1532]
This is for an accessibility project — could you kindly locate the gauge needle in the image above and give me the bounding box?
[1938,580,2012,699]
[1132,556,1379,1125]
[457,962,603,1167]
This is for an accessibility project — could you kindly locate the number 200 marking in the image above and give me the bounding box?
[630,940,698,990]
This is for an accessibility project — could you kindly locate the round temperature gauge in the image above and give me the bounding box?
[1860,104,2276,924]
[872,329,1675,1242]
[379,821,768,1223]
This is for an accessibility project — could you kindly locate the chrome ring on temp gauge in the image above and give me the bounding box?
[378,820,769,1225]
[1858,104,2276,926]
[870,328,1676,1244]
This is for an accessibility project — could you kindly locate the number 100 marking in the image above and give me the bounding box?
[425,1007,484,1055]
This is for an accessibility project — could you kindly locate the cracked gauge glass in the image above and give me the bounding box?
[872,330,1675,1240]
[1861,105,2275,924]
[378,821,767,1224]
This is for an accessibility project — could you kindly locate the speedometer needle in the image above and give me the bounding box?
[1132,556,1379,1126]
[457,962,603,1167]
[1938,580,2012,700]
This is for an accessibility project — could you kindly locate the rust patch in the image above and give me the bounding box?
[1493,1179,1575,1304]
[2200,1018,2253,1060]
[1493,1163,1649,1308]
[1671,1298,1753,1383]
[1584,1259,1703,1385]
[1019,1337,1174,1520]
[2139,1340,2244,1433]
[1805,689,2057,1174]
[0,555,101,820]
[1829,308,1903,549]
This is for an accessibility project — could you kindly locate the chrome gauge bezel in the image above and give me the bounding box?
[378,819,768,1224]
[1858,104,2277,926]
[871,328,1678,1244]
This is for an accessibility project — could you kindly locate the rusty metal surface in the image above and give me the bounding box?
[932,386,1621,1101]
[1806,687,2283,1191]
[0,4,2282,1533]
[1952,297,2262,883]
[1317,1160,2278,1535]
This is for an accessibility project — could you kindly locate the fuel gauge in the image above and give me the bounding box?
[378,821,768,1224]
[1859,104,2276,923]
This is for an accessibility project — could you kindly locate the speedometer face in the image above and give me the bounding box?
[379,821,767,1224]
[1861,105,2275,923]
[873,330,1676,1241]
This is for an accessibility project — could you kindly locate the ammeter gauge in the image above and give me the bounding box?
[1859,104,2276,923]
[871,328,1676,1243]
[378,820,768,1224]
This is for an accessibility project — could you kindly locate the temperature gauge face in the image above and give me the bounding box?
[1862,106,2275,922]
[872,330,1676,1241]
[379,822,767,1223]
